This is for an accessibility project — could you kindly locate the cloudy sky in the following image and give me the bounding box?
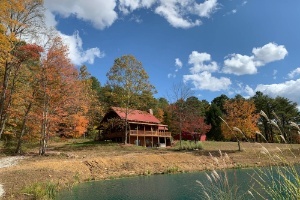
[43,0,300,106]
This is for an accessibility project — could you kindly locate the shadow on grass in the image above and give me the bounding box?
[52,140,118,151]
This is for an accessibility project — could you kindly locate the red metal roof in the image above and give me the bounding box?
[111,107,161,124]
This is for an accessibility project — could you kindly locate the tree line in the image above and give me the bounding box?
[0,0,101,154]
[1,0,299,155]
[96,55,300,145]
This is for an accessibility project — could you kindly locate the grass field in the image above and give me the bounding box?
[0,139,299,199]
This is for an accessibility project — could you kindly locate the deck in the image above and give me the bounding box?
[129,130,171,137]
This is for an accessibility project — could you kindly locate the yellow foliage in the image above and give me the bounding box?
[221,98,259,140]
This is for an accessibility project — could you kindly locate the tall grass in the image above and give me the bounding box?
[249,145,300,199]
[22,181,59,200]
[198,111,300,199]
[197,150,252,199]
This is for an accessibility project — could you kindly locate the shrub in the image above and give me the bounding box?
[173,140,203,150]
[22,182,59,200]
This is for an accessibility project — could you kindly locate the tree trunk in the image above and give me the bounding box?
[39,110,48,155]
[0,62,11,138]
[40,72,49,155]
[179,113,182,150]
[124,106,128,145]
[237,139,241,151]
[0,62,22,138]
[15,102,33,154]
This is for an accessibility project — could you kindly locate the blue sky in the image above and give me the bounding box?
[43,0,300,107]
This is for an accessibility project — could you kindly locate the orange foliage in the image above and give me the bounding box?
[35,36,90,140]
[221,98,259,140]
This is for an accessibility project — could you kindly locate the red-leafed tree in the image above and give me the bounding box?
[37,36,89,155]
[0,0,44,138]
[8,43,44,153]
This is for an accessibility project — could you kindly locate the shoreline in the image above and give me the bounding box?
[0,141,299,199]
[0,156,25,198]
[0,184,4,197]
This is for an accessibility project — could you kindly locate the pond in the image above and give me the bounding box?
[57,166,299,200]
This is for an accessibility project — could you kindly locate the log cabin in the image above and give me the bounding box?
[99,107,172,147]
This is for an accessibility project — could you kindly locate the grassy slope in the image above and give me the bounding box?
[0,139,299,199]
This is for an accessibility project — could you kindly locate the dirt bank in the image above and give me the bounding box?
[0,141,299,199]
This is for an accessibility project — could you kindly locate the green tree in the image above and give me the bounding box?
[78,66,103,138]
[272,96,300,143]
[251,92,300,143]
[211,94,229,114]
[106,55,156,144]
[90,76,102,97]
[206,103,223,140]
[251,91,275,142]
[204,94,230,141]
[153,97,170,124]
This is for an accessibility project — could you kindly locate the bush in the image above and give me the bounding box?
[22,182,59,200]
[173,140,203,150]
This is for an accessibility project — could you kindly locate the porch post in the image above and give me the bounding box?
[136,125,139,146]
[128,124,131,144]
[144,125,146,147]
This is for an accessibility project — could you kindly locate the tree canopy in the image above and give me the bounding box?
[106,55,156,144]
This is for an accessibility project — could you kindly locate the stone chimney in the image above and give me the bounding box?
[149,109,153,115]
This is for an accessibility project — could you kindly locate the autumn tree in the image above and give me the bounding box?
[153,97,170,124]
[36,36,89,155]
[78,65,103,138]
[177,96,211,142]
[168,82,194,149]
[106,55,156,144]
[11,43,43,153]
[221,96,259,141]
[0,0,44,138]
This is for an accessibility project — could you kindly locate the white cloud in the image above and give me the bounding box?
[223,54,256,75]
[175,58,183,69]
[168,58,182,78]
[44,9,58,28]
[252,43,288,65]
[183,71,231,91]
[255,79,300,107]
[193,0,218,17]
[155,0,218,29]
[155,3,201,29]
[288,67,300,79]
[118,0,156,14]
[60,31,104,66]
[188,51,218,73]
[119,0,219,28]
[183,51,228,91]
[44,0,118,30]
[273,69,277,79]
[223,43,288,75]
[167,73,175,78]
[244,85,255,97]
[45,0,219,30]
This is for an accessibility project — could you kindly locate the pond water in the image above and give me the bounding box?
[57,166,299,200]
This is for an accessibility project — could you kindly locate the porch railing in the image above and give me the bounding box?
[129,130,171,137]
